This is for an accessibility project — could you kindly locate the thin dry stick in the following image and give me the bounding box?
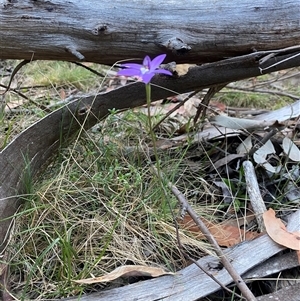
[0,255,14,301]
[152,89,201,130]
[259,52,300,73]
[150,165,243,299]
[172,217,245,299]
[0,60,31,96]
[248,128,279,158]
[72,61,107,77]
[151,165,257,301]
[0,84,52,113]
[193,83,227,124]
[227,85,300,101]
[243,160,267,232]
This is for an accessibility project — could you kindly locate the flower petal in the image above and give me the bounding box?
[117,54,170,83]
[119,63,143,69]
[141,73,155,84]
[117,68,142,77]
[153,69,173,76]
[143,56,151,68]
[149,54,167,71]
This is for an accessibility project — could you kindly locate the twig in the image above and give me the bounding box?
[242,160,267,232]
[152,89,201,130]
[193,84,227,124]
[227,85,300,101]
[248,128,279,158]
[172,213,244,299]
[0,60,31,96]
[0,253,14,301]
[151,165,257,301]
[250,70,300,89]
[0,84,52,113]
[259,52,300,74]
[65,46,85,60]
[72,61,107,77]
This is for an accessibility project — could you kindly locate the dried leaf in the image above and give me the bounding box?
[59,88,66,100]
[211,115,275,130]
[237,136,252,154]
[297,250,300,264]
[179,215,259,247]
[74,265,175,284]
[183,96,200,117]
[213,180,233,204]
[253,100,300,122]
[263,208,300,251]
[253,140,281,173]
[255,139,276,157]
[253,154,281,173]
[282,136,300,162]
[210,101,226,112]
[285,181,300,204]
[212,154,244,170]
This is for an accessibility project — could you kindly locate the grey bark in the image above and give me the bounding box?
[61,210,300,300]
[257,283,300,301]
[1,0,300,299]
[0,0,300,64]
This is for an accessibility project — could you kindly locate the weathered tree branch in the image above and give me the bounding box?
[1,0,300,64]
[59,210,300,301]
[1,1,300,299]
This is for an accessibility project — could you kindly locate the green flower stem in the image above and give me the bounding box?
[145,86,161,168]
[145,83,153,133]
[145,84,171,214]
[145,83,158,158]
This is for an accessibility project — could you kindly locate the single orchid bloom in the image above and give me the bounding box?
[117,54,172,84]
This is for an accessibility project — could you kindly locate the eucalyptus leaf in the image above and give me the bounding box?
[282,136,300,162]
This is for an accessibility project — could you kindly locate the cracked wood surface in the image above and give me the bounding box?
[1,1,300,297]
[62,210,300,300]
[0,0,300,64]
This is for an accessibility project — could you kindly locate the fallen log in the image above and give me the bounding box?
[1,0,300,64]
[1,13,300,296]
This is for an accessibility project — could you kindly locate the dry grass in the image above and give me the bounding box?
[1,61,300,300]
[8,115,213,299]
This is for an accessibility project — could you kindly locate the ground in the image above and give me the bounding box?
[0,60,299,300]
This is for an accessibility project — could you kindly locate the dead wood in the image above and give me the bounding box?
[244,251,299,281]
[60,210,300,301]
[256,282,300,301]
[1,0,300,64]
[1,1,300,297]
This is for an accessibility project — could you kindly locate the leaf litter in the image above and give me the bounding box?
[74,88,300,293]
[2,62,300,300]
[263,208,300,251]
[74,265,175,284]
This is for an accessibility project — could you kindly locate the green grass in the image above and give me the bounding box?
[7,109,211,299]
[23,61,106,90]
[217,90,274,108]
[0,60,107,148]
[1,62,300,300]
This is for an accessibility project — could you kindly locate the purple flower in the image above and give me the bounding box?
[117,54,172,84]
